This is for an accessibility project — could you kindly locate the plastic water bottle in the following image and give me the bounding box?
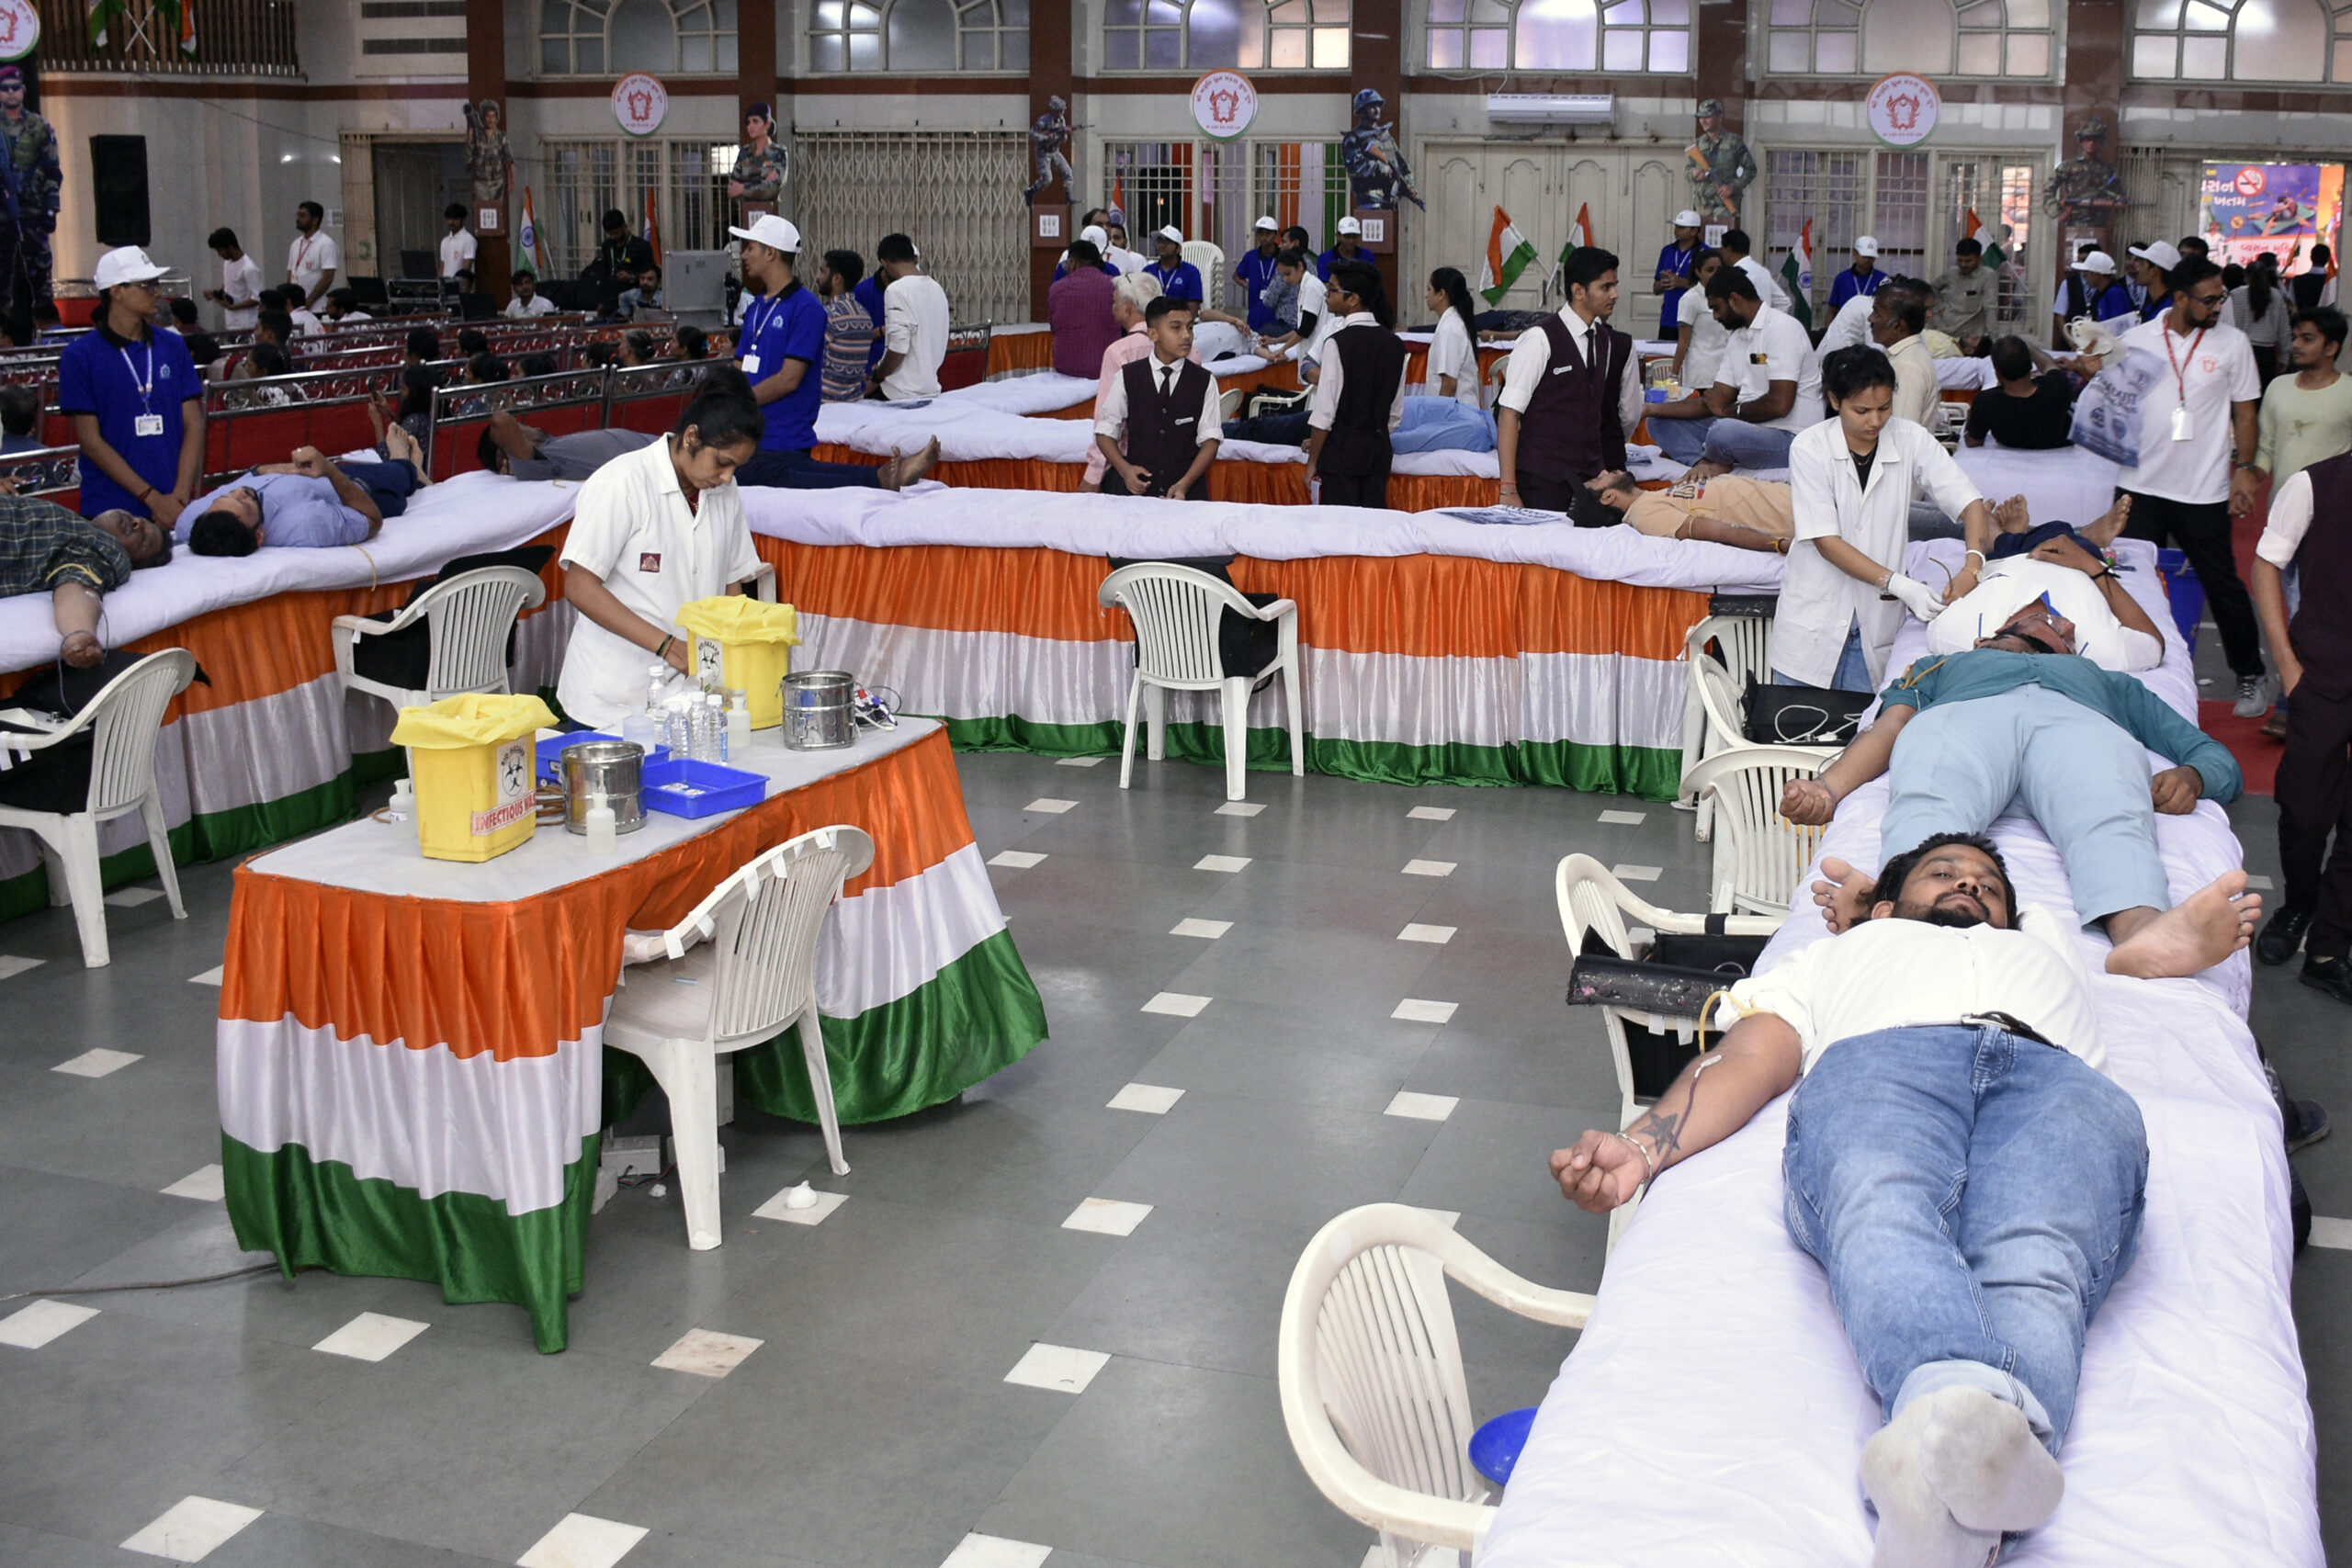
[708,693,730,763]
[663,694,695,758]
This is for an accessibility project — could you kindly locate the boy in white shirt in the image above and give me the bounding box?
[205,226,262,331]
[438,204,478,280]
[866,232,950,400]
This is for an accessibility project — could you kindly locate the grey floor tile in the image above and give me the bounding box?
[1095,1093,1441,1227]
[1137,998,1440,1114]
[1161,926,1442,1014]
[1398,1099,1623,1231]
[978,1357,1369,1568]
[0,1166,199,1297]
[0,1518,142,1565]
[47,1208,403,1349]
[1045,1204,1321,1380]
[203,1511,508,1567]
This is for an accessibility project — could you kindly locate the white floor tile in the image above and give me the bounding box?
[1055,756,1105,767]
[2311,1216,2352,1250]
[104,886,166,908]
[121,1496,263,1562]
[1142,991,1211,1018]
[1107,1082,1184,1114]
[514,1512,650,1568]
[1611,864,1663,883]
[312,1312,430,1363]
[187,965,224,987]
[1392,998,1459,1024]
[1415,1207,1463,1228]
[1170,918,1231,939]
[752,1186,849,1226]
[1003,1341,1113,1393]
[651,1327,764,1378]
[1402,859,1456,877]
[940,1535,1054,1568]
[2245,874,2275,890]
[989,850,1047,869]
[0,954,41,981]
[0,1299,99,1348]
[1385,1091,1460,1122]
[1599,809,1647,825]
[1214,802,1265,817]
[1194,853,1252,873]
[161,1164,225,1201]
[53,1048,141,1078]
[1407,806,1455,821]
[1024,797,1079,814]
[1063,1197,1152,1236]
[1397,923,1455,944]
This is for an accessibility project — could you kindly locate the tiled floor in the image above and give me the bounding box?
[0,732,2346,1565]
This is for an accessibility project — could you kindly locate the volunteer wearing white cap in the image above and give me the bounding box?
[1829,234,1883,312]
[1655,209,1703,336]
[60,246,204,525]
[2129,241,2181,321]
[1317,215,1367,280]
[729,214,939,491]
[2076,251,2135,322]
[1142,226,1204,305]
[1053,222,1119,284]
[866,231,951,400]
[1236,215,1285,333]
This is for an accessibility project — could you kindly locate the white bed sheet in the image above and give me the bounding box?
[1476,540,2319,1567]
[0,470,581,676]
[1956,443,2120,535]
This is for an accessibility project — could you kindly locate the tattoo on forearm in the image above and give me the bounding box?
[1629,1052,1725,1174]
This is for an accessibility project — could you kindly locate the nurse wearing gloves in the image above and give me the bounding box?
[1773,345,1999,692]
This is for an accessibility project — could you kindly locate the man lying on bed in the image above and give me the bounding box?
[1779,604,2247,963]
[1573,468,2019,547]
[0,494,170,668]
[180,439,429,557]
[1551,829,2256,1568]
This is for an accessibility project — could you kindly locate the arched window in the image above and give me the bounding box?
[1102,0,1351,71]
[1424,0,1691,72]
[540,0,740,74]
[1759,0,2052,77]
[2132,0,2339,81]
[808,0,1028,69]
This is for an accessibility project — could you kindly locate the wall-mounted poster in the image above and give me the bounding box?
[2200,162,2344,276]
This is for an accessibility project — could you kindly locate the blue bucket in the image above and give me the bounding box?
[2154,548,2204,656]
[1469,1405,1541,1486]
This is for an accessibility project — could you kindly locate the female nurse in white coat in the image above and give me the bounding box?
[1772,345,1999,692]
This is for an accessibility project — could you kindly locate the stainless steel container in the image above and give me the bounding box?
[781,670,856,750]
[559,740,647,834]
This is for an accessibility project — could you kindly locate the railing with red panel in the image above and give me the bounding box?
[199,364,411,482]
[938,323,993,393]
[0,444,84,512]
[426,367,613,480]
[605,361,709,437]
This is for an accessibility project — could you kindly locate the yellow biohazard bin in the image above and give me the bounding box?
[676,595,802,729]
[388,693,559,863]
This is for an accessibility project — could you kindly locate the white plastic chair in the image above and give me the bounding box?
[605,824,875,1251]
[1679,746,1829,917]
[1678,611,1776,840]
[1555,853,1780,1250]
[1098,562,1302,803]
[0,649,196,967]
[331,565,548,716]
[1181,238,1227,305]
[1277,1203,1595,1566]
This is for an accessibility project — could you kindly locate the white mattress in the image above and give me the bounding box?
[1476,540,2320,1567]
[1955,443,2120,535]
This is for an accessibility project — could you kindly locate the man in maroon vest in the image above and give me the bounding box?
[2253,446,2352,1001]
[1497,245,1645,513]
[1304,260,1408,510]
[1093,295,1222,501]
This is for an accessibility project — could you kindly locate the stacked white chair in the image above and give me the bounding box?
[0,649,196,968]
[605,824,875,1251]
[1277,1202,1595,1566]
[331,564,548,716]
[1678,610,1777,841]
[1680,746,1830,916]
[1098,562,1302,803]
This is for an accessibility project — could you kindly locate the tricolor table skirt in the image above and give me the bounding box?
[218,723,1045,1352]
[753,537,1706,802]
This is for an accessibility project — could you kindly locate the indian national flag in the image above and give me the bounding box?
[86,0,128,44]
[641,189,662,266]
[1556,201,1594,269]
[516,187,546,278]
[1480,206,1538,305]
[91,0,195,51]
[1780,220,1815,331]
[1965,208,2006,271]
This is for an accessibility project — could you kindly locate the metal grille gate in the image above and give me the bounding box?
[791,130,1030,326]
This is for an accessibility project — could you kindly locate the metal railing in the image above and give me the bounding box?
[36,0,299,75]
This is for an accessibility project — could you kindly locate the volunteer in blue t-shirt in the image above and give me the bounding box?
[851,267,887,373]
[1143,226,1204,305]
[1653,209,1702,338]
[1234,216,1284,333]
[61,246,204,526]
[727,215,939,492]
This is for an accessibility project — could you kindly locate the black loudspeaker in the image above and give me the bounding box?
[89,136,150,248]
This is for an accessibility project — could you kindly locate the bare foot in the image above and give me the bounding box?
[1811,856,1878,934]
[2104,871,2261,978]
[2085,491,2132,547]
[883,435,941,490]
[1994,493,2030,534]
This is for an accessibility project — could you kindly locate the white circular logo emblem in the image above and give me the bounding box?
[1864,73,1941,149]
[1191,71,1258,142]
[612,73,670,139]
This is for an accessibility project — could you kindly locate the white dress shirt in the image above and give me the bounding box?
[1711,303,1824,432]
[1736,254,1791,312]
[2113,315,2261,505]
[1722,906,2103,1073]
[1307,314,1408,434]
[1818,291,1876,355]
[503,293,558,318]
[1424,310,1483,407]
[1496,301,1644,434]
[1886,332,1943,433]
[287,230,338,301]
[1287,272,1332,363]
[1673,288,1730,392]
[220,254,262,331]
[1093,354,1223,451]
[288,307,323,337]
[1105,245,1147,276]
[439,229,479,279]
[2257,466,2320,567]
[1773,416,1984,687]
[556,436,760,728]
[1925,556,2165,672]
[880,273,951,400]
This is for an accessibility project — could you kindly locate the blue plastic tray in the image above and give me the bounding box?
[641,758,767,818]
[535,731,669,784]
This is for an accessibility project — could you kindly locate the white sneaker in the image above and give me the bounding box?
[2233,672,2276,719]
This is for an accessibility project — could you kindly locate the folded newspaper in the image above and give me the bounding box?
[1438,504,1566,526]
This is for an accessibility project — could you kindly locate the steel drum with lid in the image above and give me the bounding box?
[781,671,856,750]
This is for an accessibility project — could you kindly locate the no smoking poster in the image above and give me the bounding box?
[2199,161,2345,276]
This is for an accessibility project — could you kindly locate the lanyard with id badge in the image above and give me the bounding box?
[120,339,166,438]
[2162,326,2203,443]
[739,295,779,377]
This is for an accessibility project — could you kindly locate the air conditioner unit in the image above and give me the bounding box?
[1485,94,1616,127]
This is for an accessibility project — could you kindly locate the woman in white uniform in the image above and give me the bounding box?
[556,375,766,728]
[1772,344,1997,693]
[1670,250,1729,396]
[1422,266,1485,409]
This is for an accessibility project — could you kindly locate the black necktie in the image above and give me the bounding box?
[1160,366,1174,399]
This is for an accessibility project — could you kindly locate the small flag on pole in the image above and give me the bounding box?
[1966,209,2007,272]
[174,0,196,55]
[1479,206,1538,305]
[516,187,544,278]
[641,190,662,267]
[86,0,130,45]
[1556,201,1594,270]
[1779,220,1815,331]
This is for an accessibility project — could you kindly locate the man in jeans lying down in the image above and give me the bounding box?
[1550,830,2256,1567]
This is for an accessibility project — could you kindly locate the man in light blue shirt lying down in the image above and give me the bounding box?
[179,441,427,556]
